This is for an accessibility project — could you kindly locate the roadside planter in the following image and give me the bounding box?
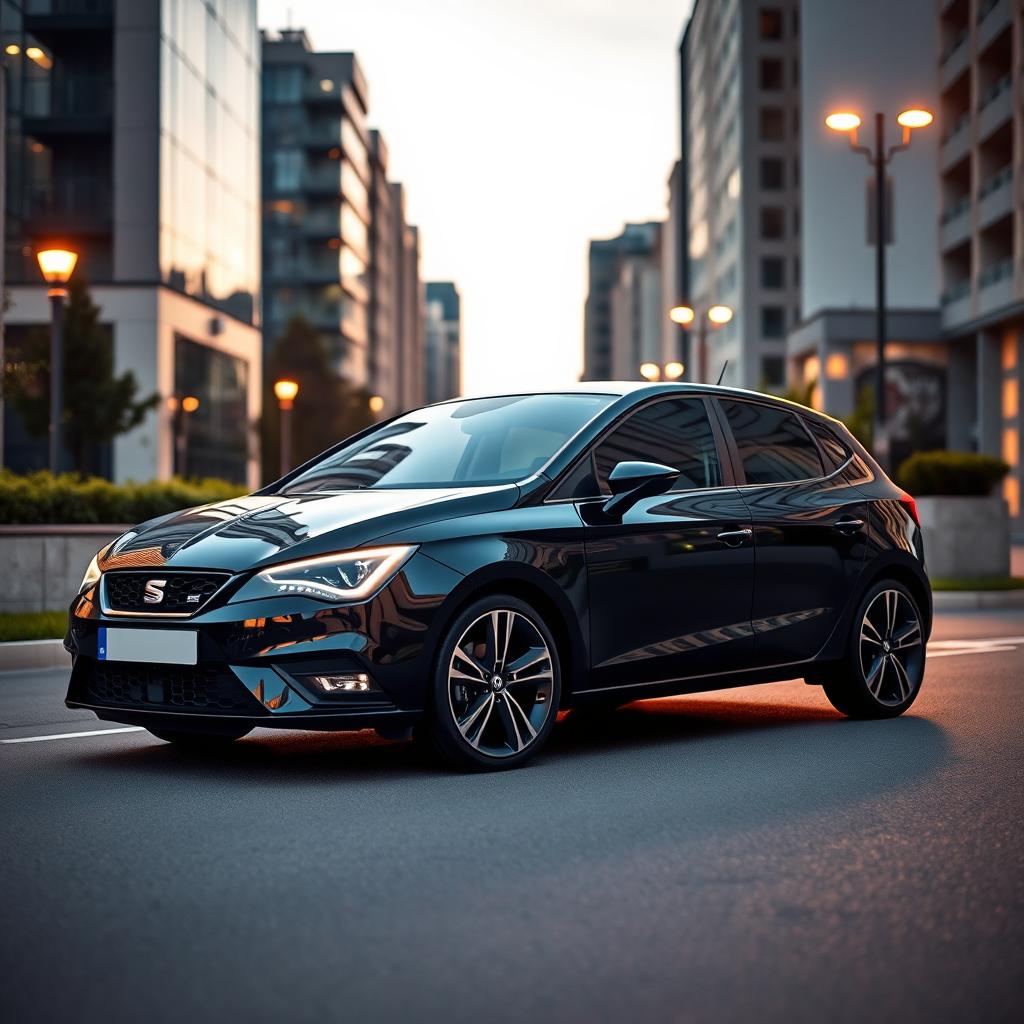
[897,451,1011,581]
[0,525,126,614]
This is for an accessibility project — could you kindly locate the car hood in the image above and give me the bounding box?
[99,486,520,572]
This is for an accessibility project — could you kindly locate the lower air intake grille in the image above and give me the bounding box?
[83,661,261,714]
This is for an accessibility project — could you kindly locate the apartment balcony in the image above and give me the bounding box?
[977,0,1011,53]
[940,114,971,171]
[978,259,1016,316]
[265,257,342,286]
[940,29,969,90]
[28,175,111,232]
[977,74,1012,142]
[23,75,112,134]
[300,210,342,238]
[303,167,342,196]
[978,165,1013,229]
[940,196,971,251]
[941,278,973,330]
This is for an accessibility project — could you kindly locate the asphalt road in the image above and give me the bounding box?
[1,610,1022,1024]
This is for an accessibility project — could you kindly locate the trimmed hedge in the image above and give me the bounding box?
[896,451,1010,497]
[0,471,247,525]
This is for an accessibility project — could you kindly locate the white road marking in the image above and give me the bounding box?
[0,726,144,745]
[927,636,1024,659]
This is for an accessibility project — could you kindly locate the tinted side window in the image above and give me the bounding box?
[805,418,852,472]
[593,399,723,494]
[720,400,824,484]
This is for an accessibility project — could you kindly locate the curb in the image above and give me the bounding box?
[932,589,1024,611]
[0,639,70,674]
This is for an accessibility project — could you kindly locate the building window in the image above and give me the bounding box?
[762,356,786,388]
[271,149,303,191]
[759,58,784,91]
[759,7,783,40]
[759,107,785,140]
[760,207,785,239]
[264,66,303,103]
[760,157,784,190]
[793,206,801,234]
[761,306,786,338]
[761,257,785,289]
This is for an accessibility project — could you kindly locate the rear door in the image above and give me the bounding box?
[712,398,867,665]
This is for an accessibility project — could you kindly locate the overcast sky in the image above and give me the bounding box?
[257,0,694,394]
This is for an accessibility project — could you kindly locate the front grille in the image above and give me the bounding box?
[103,571,230,615]
[83,661,261,714]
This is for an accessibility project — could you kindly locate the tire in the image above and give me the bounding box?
[822,579,926,719]
[423,594,562,771]
[147,725,252,748]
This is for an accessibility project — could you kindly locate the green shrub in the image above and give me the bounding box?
[896,450,1010,497]
[0,471,247,525]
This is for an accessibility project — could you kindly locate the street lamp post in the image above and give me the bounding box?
[824,107,933,470]
[36,248,78,474]
[668,303,734,383]
[274,379,299,477]
[168,394,200,477]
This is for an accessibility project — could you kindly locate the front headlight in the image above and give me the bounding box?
[79,547,108,594]
[231,545,416,604]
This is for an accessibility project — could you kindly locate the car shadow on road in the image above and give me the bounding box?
[76,690,952,827]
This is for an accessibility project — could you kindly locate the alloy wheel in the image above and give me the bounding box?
[858,588,924,706]
[447,609,554,759]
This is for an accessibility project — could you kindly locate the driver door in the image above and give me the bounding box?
[571,397,756,691]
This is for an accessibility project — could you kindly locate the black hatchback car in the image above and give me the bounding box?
[65,384,930,770]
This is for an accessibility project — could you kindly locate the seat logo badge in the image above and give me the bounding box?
[144,579,167,604]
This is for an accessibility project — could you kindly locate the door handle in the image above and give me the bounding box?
[835,517,865,534]
[717,528,753,547]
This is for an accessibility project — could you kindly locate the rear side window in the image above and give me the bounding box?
[593,398,723,493]
[805,418,852,472]
[719,399,824,484]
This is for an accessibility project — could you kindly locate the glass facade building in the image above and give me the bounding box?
[159,0,260,325]
[1,0,262,485]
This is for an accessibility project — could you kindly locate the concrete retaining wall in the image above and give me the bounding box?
[917,496,1010,579]
[0,526,126,613]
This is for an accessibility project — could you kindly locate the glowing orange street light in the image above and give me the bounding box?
[368,394,385,415]
[181,395,200,414]
[668,302,734,382]
[274,379,300,477]
[35,248,79,473]
[171,395,200,476]
[823,104,933,470]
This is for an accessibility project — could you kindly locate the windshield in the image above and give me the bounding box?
[278,393,614,493]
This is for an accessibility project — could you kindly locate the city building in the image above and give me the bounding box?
[1,0,262,486]
[424,281,461,404]
[582,221,662,381]
[936,0,1023,527]
[786,0,943,471]
[390,181,425,412]
[261,29,371,388]
[367,128,398,415]
[675,0,802,389]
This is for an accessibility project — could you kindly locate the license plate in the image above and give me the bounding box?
[98,627,198,666]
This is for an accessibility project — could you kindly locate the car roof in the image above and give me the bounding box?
[439,381,843,422]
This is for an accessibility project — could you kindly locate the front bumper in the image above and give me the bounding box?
[64,552,465,732]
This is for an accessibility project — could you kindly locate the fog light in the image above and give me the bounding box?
[310,673,372,693]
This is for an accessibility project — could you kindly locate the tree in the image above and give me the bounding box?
[3,280,158,475]
[261,315,374,484]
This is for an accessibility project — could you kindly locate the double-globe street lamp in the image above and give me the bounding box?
[667,303,734,383]
[824,106,933,470]
[640,360,685,383]
[273,378,299,477]
[36,247,78,473]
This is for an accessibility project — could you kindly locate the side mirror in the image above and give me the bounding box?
[602,461,679,519]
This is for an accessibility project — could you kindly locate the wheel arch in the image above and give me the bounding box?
[429,565,587,708]
[857,556,933,641]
